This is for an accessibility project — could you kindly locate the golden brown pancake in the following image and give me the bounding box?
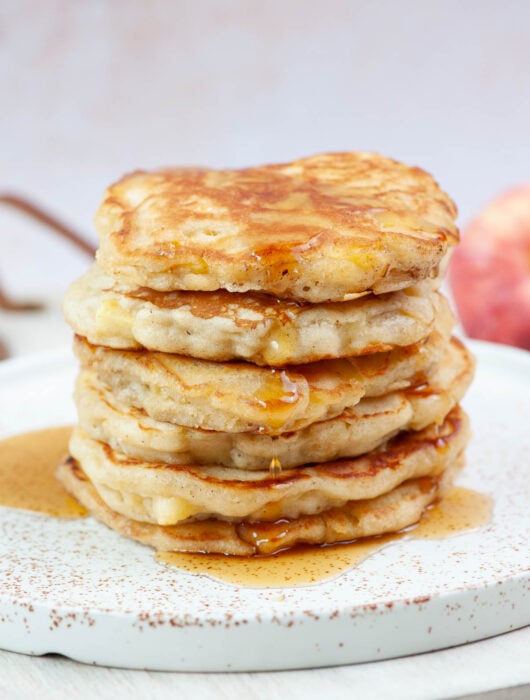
[75,336,474,469]
[63,264,442,365]
[95,153,458,302]
[72,300,453,435]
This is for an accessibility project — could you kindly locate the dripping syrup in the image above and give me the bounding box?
[269,436,282,476]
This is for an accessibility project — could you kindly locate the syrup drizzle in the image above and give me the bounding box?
[269,436,282,476]
[269,456,282,477]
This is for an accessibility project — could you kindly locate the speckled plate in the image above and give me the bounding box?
[0,341,529,671]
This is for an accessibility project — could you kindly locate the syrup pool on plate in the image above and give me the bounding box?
[157,486,492,588]
[0,427,492,587]
[0,426,86,518]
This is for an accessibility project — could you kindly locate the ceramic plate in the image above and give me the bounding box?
[0,341,529,671]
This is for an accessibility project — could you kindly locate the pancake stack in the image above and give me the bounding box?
[59,152,474,556]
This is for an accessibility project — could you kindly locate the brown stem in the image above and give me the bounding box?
[0,281,42,311]
[0,335,9,361]
[0,193,96,256]
[0,193,96,316]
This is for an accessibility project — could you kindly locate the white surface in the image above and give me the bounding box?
[0,628,529,700]
[0,301,72,359]
[0,342,529,674]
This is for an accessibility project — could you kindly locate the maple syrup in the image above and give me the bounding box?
[253,369,301,432]
[0,426,86,517]
[157,487,492,588]
[269,436,282,476]
[0,428,492,589]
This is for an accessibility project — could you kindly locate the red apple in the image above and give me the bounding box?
[449,185,530,350]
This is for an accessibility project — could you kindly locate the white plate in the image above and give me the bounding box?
[0,341,529,671]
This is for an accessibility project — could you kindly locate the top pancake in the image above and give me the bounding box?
[95,153,458,302]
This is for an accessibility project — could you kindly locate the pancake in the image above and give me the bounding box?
[73,298,454,435]
[58,420,466,556]
[236,457,464,555]
[75,336,474,469]
[64,264,444,365]
[64,264,442,365]
[95,153,458,302]
[67,405,469,525]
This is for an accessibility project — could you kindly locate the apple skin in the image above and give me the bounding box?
[449,185,530,351]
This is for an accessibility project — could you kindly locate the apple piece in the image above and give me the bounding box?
[449,185,530,350]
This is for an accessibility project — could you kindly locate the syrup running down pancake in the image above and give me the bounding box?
[72,300,454,436]
[74,336,473,469]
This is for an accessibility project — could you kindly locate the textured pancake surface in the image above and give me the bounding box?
[64,264,442,365]
[73,299,453,435]
[75,336,473,469]
[58,439,465,555]
[67,405,469,525]
[95,153,458,302]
